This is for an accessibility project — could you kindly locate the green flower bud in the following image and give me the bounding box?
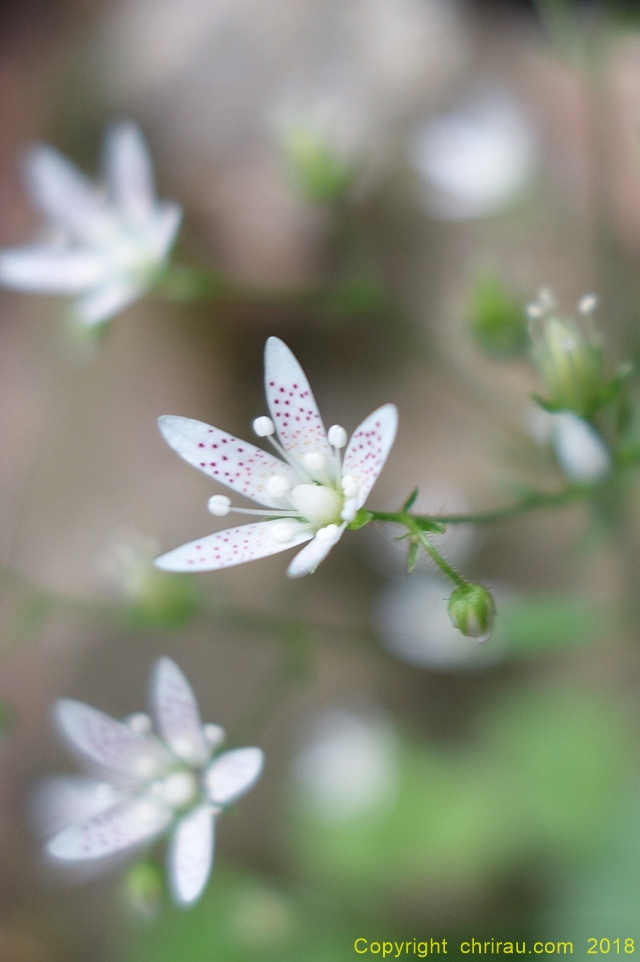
[469,272,528,359]
[448,583,496,643]
[104,532,201,628]
[122,861,163,919]
[528,296,604,417]
[281,123,355,205]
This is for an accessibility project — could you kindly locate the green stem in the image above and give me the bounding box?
[370,483,589,529]
[413,527,465,588]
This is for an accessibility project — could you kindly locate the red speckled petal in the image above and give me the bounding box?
[342,404,398,508]
[151,659,209,766]
[264,337,332,462]
[55,700,170,781]
[168,805,214,905]
[154,521,313,572]
[158,416,291,508]
[47,794,173,861]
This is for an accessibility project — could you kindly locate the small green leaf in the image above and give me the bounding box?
[401,487,419,513]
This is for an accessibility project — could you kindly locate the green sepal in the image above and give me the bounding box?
[598,362,633,408]
[401,487,419,513]
[530,392,564,414]
[347,508,373,531]
[406,540,419,573]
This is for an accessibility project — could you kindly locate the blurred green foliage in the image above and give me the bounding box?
[495,595,606,656]
[289,684,630,901]
[123,865,358,962]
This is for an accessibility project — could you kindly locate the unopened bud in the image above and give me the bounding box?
[448,583,496,642]
[529,307,604,417]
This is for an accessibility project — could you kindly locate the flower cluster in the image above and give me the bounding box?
[0,123,181,327]
[155,336,398,577]
[44,658,263,906]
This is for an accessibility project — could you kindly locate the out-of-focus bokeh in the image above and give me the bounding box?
[1,0,640,959]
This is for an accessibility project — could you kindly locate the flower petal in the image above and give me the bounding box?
[147,202,182,261]
[204,747,264,806]
[24,145,110,241]
[342,404,398,508]
[168,804,214,905]
[286,524,345,578]
[154,520,313,572]
[33,777,127,838]
[104,122,156,221]
[55,699,170,781]
[47,794,173,861]
[151,658,209,766]
[0,246,107,292]
[158,415,294,508]
[264,337,332,462]
[74,280,143,326]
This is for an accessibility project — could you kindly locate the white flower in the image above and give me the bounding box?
[44,658,263,906]
[0,122,181,326]
[525,405,611,484]
[409,89,536,221]
[550,411,611,483]
[154,337,398,578]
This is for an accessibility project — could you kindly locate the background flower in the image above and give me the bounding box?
[0,122,181,326]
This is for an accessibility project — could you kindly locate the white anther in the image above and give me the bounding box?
[253,416,275,437]
[208,495,231,516]
[126,712,152,734]
[341,474,359,498]
[271,521,296,543]
[266,475,291,498]
[304,452,326,471]
[163,771,198,808]
[341,498,358,523]
[578,293,598,314]
[203,723,225,748]
[328,425,348,448]
[316,524,340,542]
[526,303,543,319]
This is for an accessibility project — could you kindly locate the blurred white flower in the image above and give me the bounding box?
[410,89,536,220]
[376,575,503,670]
[0,123,181,327]
[294,708,398,821]
[154,337,397,577]
[42,658,263,905]
[526,406,611,483]
[550,412,611,483]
